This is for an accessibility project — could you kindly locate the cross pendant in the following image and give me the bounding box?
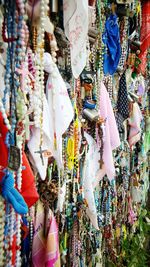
[34,147,45,166]
[98,159,104,169]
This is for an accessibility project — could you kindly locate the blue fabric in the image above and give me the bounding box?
[21,217,30,267]
[84,100,96,109]
[1,170,28,215]
[103,14,121,75]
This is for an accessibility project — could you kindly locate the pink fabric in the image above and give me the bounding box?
[32,201,60,267]
[82,83,120,228]
[99,82,120,180]
[128,102,143,147]
[92,167,106,188]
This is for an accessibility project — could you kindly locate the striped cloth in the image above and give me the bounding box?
[32,201,60,267]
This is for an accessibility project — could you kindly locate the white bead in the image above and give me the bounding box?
[52,51,56,57]
[51,40,57,47]
[3,113,7,120]
[1,109,5,115]
[5,118,9,124]
[53,58,57,63]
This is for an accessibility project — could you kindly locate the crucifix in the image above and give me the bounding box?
[16,63,35,92]
[34,147,46,166]
[97,117,105,169]
[98,158,104,169]
[98,142,104,169]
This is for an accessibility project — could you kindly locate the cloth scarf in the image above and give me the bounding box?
[99,82,120,180]
[140,1,150,54]
[128,102,143,147]
[63,0,88,78]
[28,95,52,180]
[32,201,60,267]
[116,72,129,132]
[138,1,150,74]
[103,14,121,75]
[83,131,100,229]
[28,53,74,179]
[44,53,74,169]
[83,83,120,229]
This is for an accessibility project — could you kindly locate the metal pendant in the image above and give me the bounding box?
[8,145,21,171]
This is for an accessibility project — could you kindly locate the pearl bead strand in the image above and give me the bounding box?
[34,0,49,146]
[15,214,22,267]
[6,208,16,267]
[0,99,11,130]
[50,37,58,63]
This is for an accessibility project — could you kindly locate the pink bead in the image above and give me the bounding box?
[20,3,24,9]
[20,29,24,34]
[20,9,25,15]
[21,41,25,46]
[30,68,34,72]
[21,33,25,38]
[22,21,25,27]
[29,64,33,69]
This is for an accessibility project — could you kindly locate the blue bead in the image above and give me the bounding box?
[16,63,20,69]
[18,15,23,20]
[17,56,22,61]
[15,80,20,87]
[16,48,22,53]
[12,120,16,125]
[18,25,22,30]
[11,124,15,129]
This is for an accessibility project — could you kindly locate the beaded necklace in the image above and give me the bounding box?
[118,16,129,70]
[2,0,17,112]
[2,2,18,265]
[33,0,49,160]
[96,0,105,78]
[0,96,13,265]
[15,2,29,264]
[2,1,30,265]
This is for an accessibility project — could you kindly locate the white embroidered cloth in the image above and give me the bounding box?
[83,131,100,229]
[28,53,74,180]
[63,0,88,78]
[28,95,52,180]
[44,53,74,169]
